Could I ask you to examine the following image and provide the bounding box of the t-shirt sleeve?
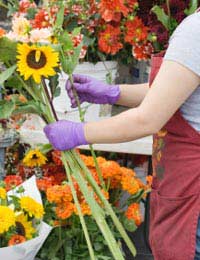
[164,13,200,77]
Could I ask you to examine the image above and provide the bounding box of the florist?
[44,5,200,260]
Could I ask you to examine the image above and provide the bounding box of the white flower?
[29,28,52,43]
[12,16,30,37]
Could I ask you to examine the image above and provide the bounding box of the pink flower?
[29,28,52,43]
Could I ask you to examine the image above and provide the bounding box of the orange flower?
[121,174,140,194]
[0,28,5,37]
[99,0,129,22]
[32,9,52,29]
[100,160,121,179]
[94,189,109,205]
[125,203,142,226]
[120,167,136,177]
[55,202,74,219]
[146,175,153,186]
[80,155,106,168]
[8,235,26,246]
[47,185,72,204]
[132,42,153,61]
[4,175,23,191]
[125,0,138,11]
[74,201,91,216]
[98,25,123,55]
[37,177,53,192]
[51,150,63,166]
[125,17,148,44]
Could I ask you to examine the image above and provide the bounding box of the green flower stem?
[63,151,125,260]
[166,0,171,18]
[14,73,39,102]
[68,74,106,190]
[61,152,96,260]
[71,150,137,257]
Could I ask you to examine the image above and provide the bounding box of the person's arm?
[84,60,200,144]
[117,83,149,107]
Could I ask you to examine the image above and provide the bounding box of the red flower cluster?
[98,25,123,55]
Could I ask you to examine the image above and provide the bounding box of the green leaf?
[13,100,43,116]
[122,216,137,232]
[0,100,15,119]
[184,0,198,15]
[0,37,17,63]
[151,5,170,30]
[55,4,65,29]
[59,31,74,52]
[0,65,16,85]
[37,143,53,154]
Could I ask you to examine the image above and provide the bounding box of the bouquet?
[0,175,52,260]
[5,145,152,259]
[0,0,150,259]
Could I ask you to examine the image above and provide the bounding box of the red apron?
[149,52,200,260]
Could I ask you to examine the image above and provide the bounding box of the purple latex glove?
[44,120,88,151]
[66,74,120,108]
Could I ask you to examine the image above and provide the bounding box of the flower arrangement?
[2,0,155,63]
[140,0,199,52]
[0,175,52,260]
[5,145,152,259]
[0,0,151,258]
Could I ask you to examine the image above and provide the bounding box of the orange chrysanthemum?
[36,177,53,192]
[99,0,129,22]
[51,150,63,166]
[4,175,23,191]
[94,189,109,205]
[98,25,123,55]
[132,42,153,61]
[100,160,121,179]
[80,155,106,168]
[8,235,26,246]
[146,175,153,186]
[32,9,52,29]
[121,170,140,195]
[125,17,148,44]
[0,28,5,37]
[47,185,72,204]
[125,203,142,226]
[55,202,74,219]
[74,201,91,216]
[125,0,138,11]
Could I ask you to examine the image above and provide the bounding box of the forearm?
[84,107,154,144]
[116,83,149,107]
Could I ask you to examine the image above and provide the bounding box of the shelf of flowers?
[1,143,152,260]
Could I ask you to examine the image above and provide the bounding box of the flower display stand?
[0,128,19,180]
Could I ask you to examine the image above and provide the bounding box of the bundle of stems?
[36,75,137,260]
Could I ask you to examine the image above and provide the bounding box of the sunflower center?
[16,222,26,236]
[31,153,39,159]
[26,50,47,69]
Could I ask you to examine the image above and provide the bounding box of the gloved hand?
[66,74,120,108]
[44,120,88,151]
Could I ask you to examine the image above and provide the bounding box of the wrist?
[107,85,121,104]
[74,122,88,146]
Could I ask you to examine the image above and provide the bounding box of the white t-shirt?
[164,12,200,131]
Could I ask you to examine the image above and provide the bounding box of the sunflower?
[0,206,16,234]
[16,43,59,83]
[22,149,47,167]
[0,187,6,200]
[20,196,44,219]
[15,213,36,239]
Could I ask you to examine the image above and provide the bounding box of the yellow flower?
[20,197,44,219]
[16,43,59,83]
[15,213,36,239]
[23,149,47,167]
[0,187,6,199]
[0,206,15,233]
